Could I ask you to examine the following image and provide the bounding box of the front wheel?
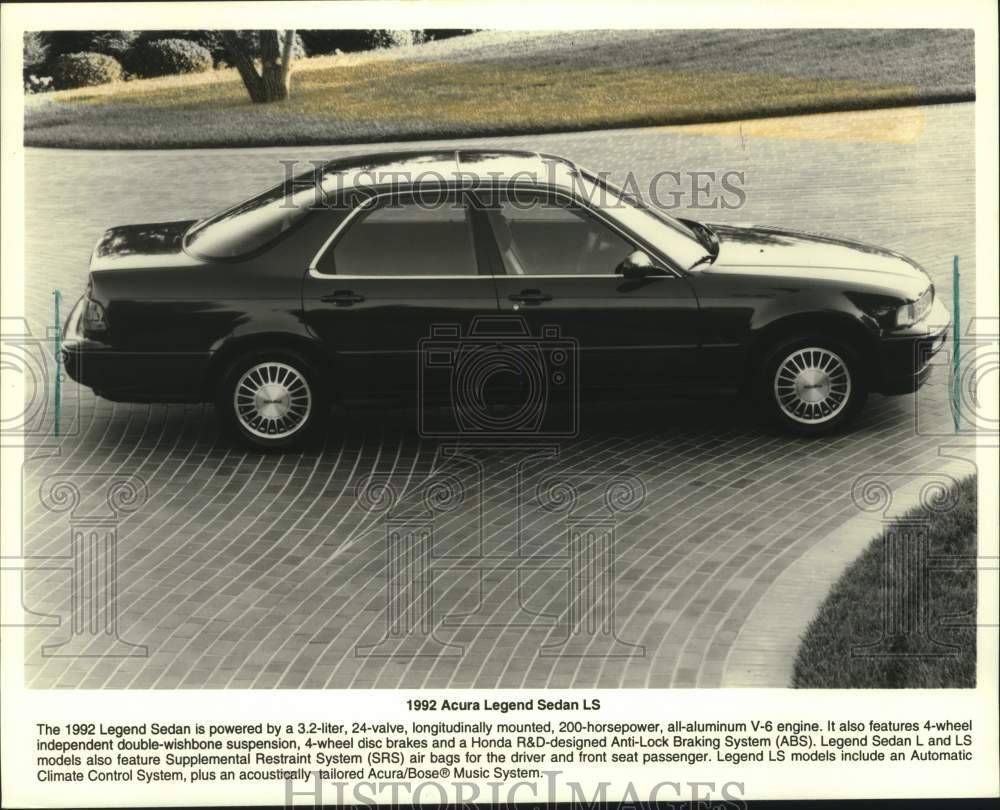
[756,337,867,435]
[217,350,326,450]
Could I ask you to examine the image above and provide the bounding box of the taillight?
[83,292,108,332]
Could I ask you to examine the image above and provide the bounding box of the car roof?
[317,148,580,189]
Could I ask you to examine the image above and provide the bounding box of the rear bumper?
[62,344,210,403]
[874,297,950,395]
[62,297,209,403]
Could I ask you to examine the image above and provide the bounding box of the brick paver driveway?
[14,103,976,688]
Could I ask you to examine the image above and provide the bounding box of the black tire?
[755,334,868,436]
[216,349,327,451]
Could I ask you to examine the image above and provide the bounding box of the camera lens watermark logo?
[1,306,82,447]
[418,316,579,439]
[916,316,998,441]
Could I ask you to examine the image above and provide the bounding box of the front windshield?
[575,169,712,271]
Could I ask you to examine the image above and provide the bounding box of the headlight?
[895,285,933,328]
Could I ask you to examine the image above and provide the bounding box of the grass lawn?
[793,476,977,688]
[24,29,974,149]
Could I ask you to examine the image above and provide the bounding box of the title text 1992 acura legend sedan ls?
[62,149,949,449]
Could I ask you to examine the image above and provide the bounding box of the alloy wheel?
[773,347,852,425]
[233,361,312,439]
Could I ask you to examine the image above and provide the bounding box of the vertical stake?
[952,256,960,432]
[53,289,61,437]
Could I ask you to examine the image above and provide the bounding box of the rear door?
[302,189,499,400]
[472,187,700,395]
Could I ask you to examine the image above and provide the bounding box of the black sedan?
[62,149,950,449]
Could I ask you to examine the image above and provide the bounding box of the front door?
[302,189,499,403]
[473,187,700,397]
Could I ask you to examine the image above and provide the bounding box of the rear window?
[184,152,459,261]
[183,180,317,260]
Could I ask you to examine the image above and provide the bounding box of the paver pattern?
[14,103,977,688]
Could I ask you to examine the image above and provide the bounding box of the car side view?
[62,149,950,449]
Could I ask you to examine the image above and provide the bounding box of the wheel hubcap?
[774,347,851,425]
[234,362,311,438]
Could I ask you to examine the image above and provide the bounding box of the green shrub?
[23,32,49,71]
[24,75,55,94]
[299,29,422,54]
[50,52,123,89]
[133,30,219,61]
[40,32,97,60]
[87,31,139,60]
[424,29,478,42]
[135,30,306,67]
[126,38,213,78]
[39,31,137,63]
[298,30,356,55]
[365,30,419,49]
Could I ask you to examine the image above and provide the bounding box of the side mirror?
[616,250,665,279]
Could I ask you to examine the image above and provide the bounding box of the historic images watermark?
[285,770,747,808]
[3,473,149,659]
[276,157,748,212]
[2,314,93,640]
[351,449,647,660]
[350,306,648,661]
[856,315,999,662]
[849,472,974,660]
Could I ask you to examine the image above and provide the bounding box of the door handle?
[508,289,552,305]
[321,290,365,306]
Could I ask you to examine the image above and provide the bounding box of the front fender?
[743,291,882,385]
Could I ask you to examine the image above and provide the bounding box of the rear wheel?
[756,336,867,435]
[217,350,326,450]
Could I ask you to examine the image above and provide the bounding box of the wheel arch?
[743,311,879,389]
[202,332,334,401]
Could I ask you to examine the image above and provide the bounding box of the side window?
[482,190,635,276]
[320,192,477,276]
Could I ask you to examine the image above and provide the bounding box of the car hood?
[704,223,931,299]
[90,220,200,271]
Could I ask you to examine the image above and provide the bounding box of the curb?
[720,456,976,688]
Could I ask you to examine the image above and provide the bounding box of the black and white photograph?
[1,1,997,806]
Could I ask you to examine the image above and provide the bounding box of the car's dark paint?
[92,220,197,270]
[689,270,881,386]
[687,223,942,391]
[467,190,702,390]
[76,209,350,401]
[302,276,499,398]
[63,148,948,420]
[490,273,701,391]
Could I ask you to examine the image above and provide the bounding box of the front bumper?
[875,296,950,395]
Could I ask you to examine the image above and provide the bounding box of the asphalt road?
[14,103,979,688]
